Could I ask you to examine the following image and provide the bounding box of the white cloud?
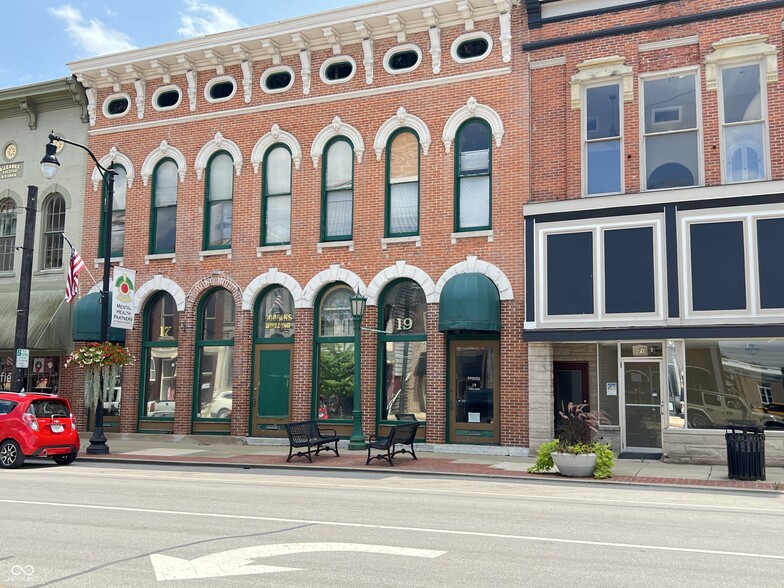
[49,5,136,57]
[177,0,245,38]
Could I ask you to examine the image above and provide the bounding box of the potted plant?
[528,402,615,479]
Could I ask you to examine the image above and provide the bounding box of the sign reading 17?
[395,318,413,331]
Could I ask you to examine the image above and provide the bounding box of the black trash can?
[725,425,766,481]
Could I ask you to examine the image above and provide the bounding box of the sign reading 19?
[395,318,413,331]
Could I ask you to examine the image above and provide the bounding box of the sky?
[2,1,367,90]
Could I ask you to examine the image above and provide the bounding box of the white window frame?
[204,76,237,104]
[451,32,493,64]
[582,80,624,197]
[383,44,422,75]
[758,384,773,404]
[319,55,357,86]
[639,67,703,192]
[152,85,183,112]
[102,92,131,119]
[260,66,295,94]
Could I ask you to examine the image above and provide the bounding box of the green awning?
[72,292,126,343]
[438,273,501,332]
[0,288,72,351]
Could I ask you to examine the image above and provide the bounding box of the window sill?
[381,235,421,250]
[34,268,63,276]
[199,249,232,261]
[317,240,354,253]
[0,271,16,278]
[145,253,176,264]
[450,229,493,244]
[257,244,292,257]
[94,257,123,267]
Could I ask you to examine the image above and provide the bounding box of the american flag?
[65,247,85,303]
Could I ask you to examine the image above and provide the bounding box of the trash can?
[725,425,765,481]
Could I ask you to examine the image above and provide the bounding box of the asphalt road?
[1,460,782,587]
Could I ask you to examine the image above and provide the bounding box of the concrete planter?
[551,452,597,477]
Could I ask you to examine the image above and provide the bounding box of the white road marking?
[150,543,446,581]
[1,498,783,562]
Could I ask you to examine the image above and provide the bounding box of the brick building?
[63,0,529,451]
[523,0,784,463]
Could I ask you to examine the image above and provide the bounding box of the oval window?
[209,80,235,100]
[389,50,419,71]
[456,38,489,60]
[265,71,292,91]
[325,61,354,81]
[107,97,129,116]
[157,90,180,109]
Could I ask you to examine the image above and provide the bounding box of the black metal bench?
[366,421,420,466]
[284,419,341,463]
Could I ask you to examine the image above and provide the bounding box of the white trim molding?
[204,75,237,103]
[194,132,243,181]
[435,255,514,301]
[151,84,183,112]
[451,31,493,64]
[134,275,187,313]
[90,147,135,192]
[102,93,131,119]
[251,124,303,173]
[260,65,295,94]
[310,116,365,167]
[570,55,633,109]
[242,268,305,310]
[373,107,431,160]
[704,34,778,91]
[302,263,366,308]
[442,97,504,153]
[366,261,437,305]
[319,55,357,86]
[383,44,422,75]
[140,140,187,186]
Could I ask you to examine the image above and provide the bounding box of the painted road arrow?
[150,542,447,581]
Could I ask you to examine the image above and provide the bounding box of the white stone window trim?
[373,107,431,160]
[383,44,423,75]
[638,66,704,192]
[451,31,493,64]
[144,253,176,264]
[317,240,354,253]
[140,140,187,187]
[251,124,303,172]
[570,55,633,110]
[581,79,625,197]
[199,248,232,261]
[260,65,295,94]
[204,75,237,103]
[242,268,304,310]
[366,260,437,305]
[435,255,514,302]
[704,33,778,91]
[90,147,135,192]
[102,92,131,119]
[256,244,292,257]
[450,229,494,244]
[134,275,187,313]
[442,97,504,153]
[310,116,365,167]
[194,132,243,181]
[381,235,421,250]
[151,84,183,112]
[319,55,357,86]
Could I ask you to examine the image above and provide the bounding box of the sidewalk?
[75,433,783,492]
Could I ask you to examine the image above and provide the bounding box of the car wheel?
[688,412,710,428]
[0,439,25,469]
[53,452,77,466]
[217,409,230,419]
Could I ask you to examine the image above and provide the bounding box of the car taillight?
[22,412,39,431]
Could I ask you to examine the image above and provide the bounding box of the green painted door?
[251,345,292,435]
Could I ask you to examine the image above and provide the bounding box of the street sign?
[15,349,29,368]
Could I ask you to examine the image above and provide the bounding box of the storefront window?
[684,339,784,429]
[666,340,686,428]
[315,285,354,420]
[142,292,178,418]
[0,355,60,393]
[256,286,294,339]
[195,289,235,419]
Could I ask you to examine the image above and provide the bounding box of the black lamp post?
[348,288,367,450]
[41,133,116,455]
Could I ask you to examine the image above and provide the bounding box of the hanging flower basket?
[66,342,133,409]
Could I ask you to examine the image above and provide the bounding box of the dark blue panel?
[665,205,679,318]
[547,232,593,315]
[604,227,654,313]
[690,222,746,311]
[757,218,784,309]
[526,217,535,322]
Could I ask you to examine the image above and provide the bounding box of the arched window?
[195,289,235,420]
[386,130,419,237]
[455,120,491,231]
[0,198,17,272]
[262,145,292,246]
[204,152,233,249]
[150,159,178,254]
[141,292,178,420]
[314,284,355,420]
[42,193,66,269]
[321,138,353,241]
[378,280,427,422]
[99,165,127,258]
[256,286,295,340]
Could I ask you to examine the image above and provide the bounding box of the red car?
[0,391,80,469]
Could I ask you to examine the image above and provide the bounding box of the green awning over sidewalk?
[0,288,71,351]
[438,273,501,332]
[72,291,126,343]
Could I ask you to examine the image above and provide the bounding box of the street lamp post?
[348,289,367,450]
[41,133,116,455]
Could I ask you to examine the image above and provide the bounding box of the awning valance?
[438,273,501,332]
[0,288,71,351]
[72,292,126,343]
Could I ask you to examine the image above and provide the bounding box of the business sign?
[0,162,23,179]
[15,348,29,368]
[110,267,136,330]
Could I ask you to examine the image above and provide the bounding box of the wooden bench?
[366,421,420,466]
[284,419,341,463]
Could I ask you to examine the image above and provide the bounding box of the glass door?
[448,340,500,444]
[621,359,663,452]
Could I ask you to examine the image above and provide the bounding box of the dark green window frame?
[261,144,292,246]
[320,137,354,242]
[385,129,420,238]
[149,158,178,254]
[193,288,235,421]
[139,292,178,421]
[454,119,492,232]
[98,164,127,258]
[203,151,233,250]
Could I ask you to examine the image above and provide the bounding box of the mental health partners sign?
[110,267,136,330]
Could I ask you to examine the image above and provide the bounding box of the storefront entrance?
[251,345,292,436]
[448,340,500,444]
[621,355,664,453]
